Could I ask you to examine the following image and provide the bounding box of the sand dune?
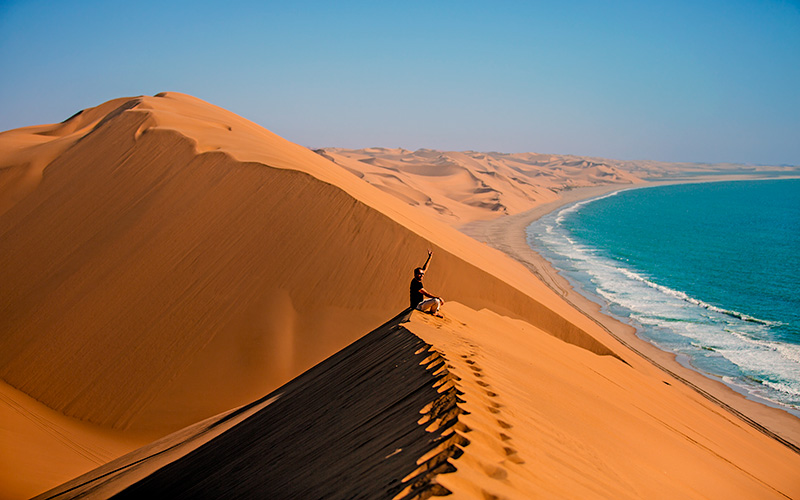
[408,304,800,499]
[1,93,798,498]
[1,93,621,496]
[0,97,139,216]
[318,147,642,224]
[318,147,798,227]
[0,93,617,430]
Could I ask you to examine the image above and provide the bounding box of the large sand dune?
[0,92,617,430]
[1,93,798,498]
[1,92,620,496]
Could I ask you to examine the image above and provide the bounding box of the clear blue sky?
[1,0,798,164]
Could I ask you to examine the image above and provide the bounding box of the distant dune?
[317,147,642,224]
[1,93,798,499]
[317,147,797,227]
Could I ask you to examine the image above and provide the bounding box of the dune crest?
[0,97,142,216]
[407,304,800,499]
[35,311,468,499]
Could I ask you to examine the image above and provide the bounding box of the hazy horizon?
[1,0,798,165]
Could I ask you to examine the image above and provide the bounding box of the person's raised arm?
[422,249,433,272]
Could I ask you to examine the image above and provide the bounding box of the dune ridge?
[0,97,141,216]
[38,305,800,500]
[35,310,468,499]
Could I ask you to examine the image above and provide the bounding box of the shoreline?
[459,177,800,452]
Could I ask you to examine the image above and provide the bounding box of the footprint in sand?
[482,462,508,480]
[481,491,505,500]
[504,446,525,464]
[458,351,524,470]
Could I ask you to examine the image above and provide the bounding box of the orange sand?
[408,305,800,499]
[1,93,798,498]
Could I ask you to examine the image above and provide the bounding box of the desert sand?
[1,93,798,498]
[318,148,643,225]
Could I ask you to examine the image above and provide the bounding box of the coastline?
[459,178,800,452]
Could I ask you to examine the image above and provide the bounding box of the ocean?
[526,179,800,416]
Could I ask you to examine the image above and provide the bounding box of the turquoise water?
[526,179,800,415]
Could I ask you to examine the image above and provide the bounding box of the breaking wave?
[527,182,800,415]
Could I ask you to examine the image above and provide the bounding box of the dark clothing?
[410,278,424,307]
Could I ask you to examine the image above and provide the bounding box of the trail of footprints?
[416,318,524,499]
[460,353,525,467]
[451,350,524,500]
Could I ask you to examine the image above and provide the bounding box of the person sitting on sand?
[410,250,444,317]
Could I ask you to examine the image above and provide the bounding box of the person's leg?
[417,298,442,315]
[416,298,435,312]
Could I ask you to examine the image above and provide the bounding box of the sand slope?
[37,310,464,499]
[408,304,800,499]
[35,305,800,500]
[0,93,623,496]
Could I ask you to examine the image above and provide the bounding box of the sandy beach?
[2,93,799,499]
[458,181,800,449]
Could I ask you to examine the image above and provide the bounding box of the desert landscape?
[1,93,799,499]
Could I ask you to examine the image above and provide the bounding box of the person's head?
[414,267,425,279]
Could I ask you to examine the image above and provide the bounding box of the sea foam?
[527,180,800,415]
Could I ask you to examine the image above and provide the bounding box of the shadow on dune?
[38,309,469,499]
